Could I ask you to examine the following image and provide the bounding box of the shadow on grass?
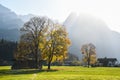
[0,69,58,76]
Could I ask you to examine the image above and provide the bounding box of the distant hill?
[0,29,20,41]
[0,4,24,41]
[64,13,120,61]
[0,4,23,29]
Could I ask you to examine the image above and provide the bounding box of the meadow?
[0,66,120,80]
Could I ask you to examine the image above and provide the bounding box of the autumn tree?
[20,17,49,69]
[14,33,34,60]
[81,43,97,68]
[41,23,71,70]
[15,17,70,70]
[14,41,30,60]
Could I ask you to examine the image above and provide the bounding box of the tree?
[81,43,97,67]
[14,40,32,60]
[0,39,17,65]
[41,24,71,69]
[15,17,70,70]
[20,17,49,69]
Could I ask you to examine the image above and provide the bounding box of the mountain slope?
[0,29,20,41]
[0,4,23,29]
[64,13,120,60]
[0,4,24,41]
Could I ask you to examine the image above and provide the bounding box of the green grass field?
[0,66,120,80]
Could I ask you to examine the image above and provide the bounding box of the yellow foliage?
[81,43,97,65]
[40,24,71,63]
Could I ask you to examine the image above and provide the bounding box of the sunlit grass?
[0,66,120,80]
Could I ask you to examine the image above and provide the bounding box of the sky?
[1,0,120,32]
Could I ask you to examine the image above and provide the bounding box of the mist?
[64,13,120,61]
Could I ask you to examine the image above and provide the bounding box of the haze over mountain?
[0,4,24,41]
[64,13,120,61]
[0,4,37,41]
[0,4,23,29]
[19,14,35,22]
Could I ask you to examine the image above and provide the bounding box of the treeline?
[0,39,79,66]
[0,39,17,65]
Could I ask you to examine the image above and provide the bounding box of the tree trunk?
[88,57,90,68]
[35,53,38,69]
[35,46,39,69]
[88,52,90,68]
[48,61,51,70]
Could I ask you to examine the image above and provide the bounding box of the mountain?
[0,4,24,41]
[0,29,20,41]
[0,4,23,29]
[64,13,120,61]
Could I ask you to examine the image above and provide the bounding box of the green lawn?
[0,66,120,80]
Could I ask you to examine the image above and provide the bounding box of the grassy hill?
[0,66,120,80]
